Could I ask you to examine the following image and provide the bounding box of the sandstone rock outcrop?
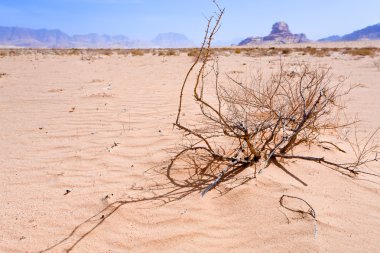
[239,21,309,46]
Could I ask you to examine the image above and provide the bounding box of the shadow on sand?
[39,151,309,252]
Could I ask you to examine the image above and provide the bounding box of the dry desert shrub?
[245,47,289,57]
[67,48,82,55]
[281,48,292,55]
[300,47,330,57]
[187,47,218,63]
[130,49,145,56]
[48,48,80,56]
[343,47,378,57]
[116,49,132,56]
[166,49,180,56]
[157,49,180,56]
[172,3,379,195]
[98,48,113,56]
[187,48,199,57]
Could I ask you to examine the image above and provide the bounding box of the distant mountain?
[151,33,194,48]
[0,26,71,47]
[239,22,309,46]
[318,35,341,42]
[0,26,193,48]
[70,33,139,48]
[0,26,140,48]
[319,23,380,42]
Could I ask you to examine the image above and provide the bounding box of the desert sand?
[1,45,380,253]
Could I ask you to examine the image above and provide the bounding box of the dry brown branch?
[279,194,316,218]
[279,194,318,239]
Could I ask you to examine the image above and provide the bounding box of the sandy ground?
[0,46,380,253]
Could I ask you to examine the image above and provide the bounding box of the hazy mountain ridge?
[319,23,380,42]
[0,26,70,47]
[0,26,193,48]
[0,26,135,48]
[152,33,194,48]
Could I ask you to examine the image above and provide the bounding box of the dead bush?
[172,3,379,196]
[130,49,145,56]
[99,49,113,56]
[281,48,292,55]
[186,48,200,57]
[344,47,377,57]
[166,49,179,56]
[158,49,180,56]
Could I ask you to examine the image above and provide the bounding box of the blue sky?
[0,0,379,43]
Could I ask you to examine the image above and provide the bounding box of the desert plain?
[1,42,380,252]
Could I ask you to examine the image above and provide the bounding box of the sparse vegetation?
[157,49,180,56]
[67,48,81,55]
[300,47,330,57]
[166,49,180,56]
[187,48,199,57]
[130,49,145,56]
[99,49,113,56]
[281,48,292,55]
[0,46,377,59]
[343,47,377,57]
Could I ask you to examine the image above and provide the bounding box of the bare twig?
[279,194,316,218]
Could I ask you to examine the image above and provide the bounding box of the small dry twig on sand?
[172,2,380,196]
[279,195,315,218]
[279,194,318,239]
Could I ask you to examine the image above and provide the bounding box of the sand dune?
[0,47,380,252]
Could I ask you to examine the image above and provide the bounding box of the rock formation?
[239,21,309,46]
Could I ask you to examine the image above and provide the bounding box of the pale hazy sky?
[1,0,379,43]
